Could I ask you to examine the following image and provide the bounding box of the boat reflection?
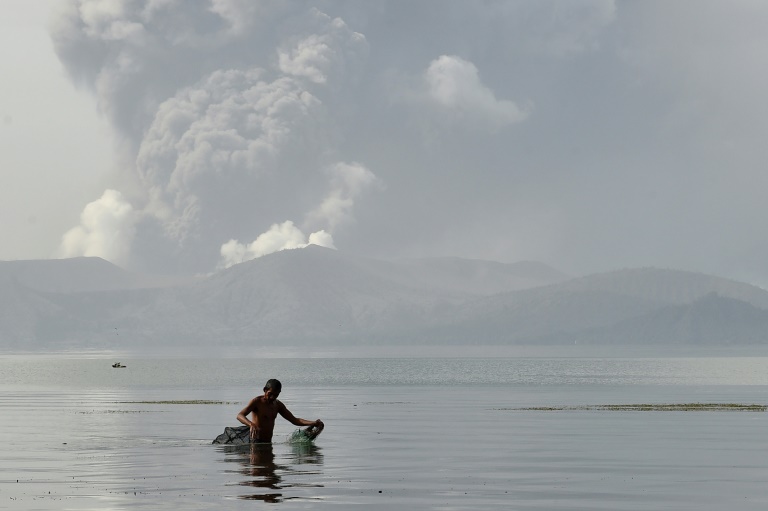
[219,440,324,502]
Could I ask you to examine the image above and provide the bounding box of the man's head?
[263,379,282,402]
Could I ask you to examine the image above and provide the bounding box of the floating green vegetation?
[497,403,767,412]
[117,400,238,405]
[78,410,161,414]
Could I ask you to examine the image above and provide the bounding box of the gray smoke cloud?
[51,1,768,287]
[218,160,379,269]
[51,0,376,272]
[58,189,136,266]
[422,55,531,130]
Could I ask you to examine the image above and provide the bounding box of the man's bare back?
[237,379,323,443]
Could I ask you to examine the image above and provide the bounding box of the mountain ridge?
[0,256,201,293]
[1,247,767,348]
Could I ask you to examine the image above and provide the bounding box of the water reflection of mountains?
[219,443,324,503]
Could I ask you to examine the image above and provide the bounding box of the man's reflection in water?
[222,440,323,503]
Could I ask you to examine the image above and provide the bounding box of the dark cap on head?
[264,379,282,392]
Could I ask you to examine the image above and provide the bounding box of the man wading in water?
[237,379,324,443]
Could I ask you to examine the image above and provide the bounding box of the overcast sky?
[2,1,768,286]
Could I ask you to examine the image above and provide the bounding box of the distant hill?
[0,279,86,347]
[0,257,200,293]
[418,287,667,345]
[395,257,569,295]
[420,267,768,344]
[139,246,570,343]
[548,267,768,309]
[2,247,768,348]
[563,293,768,345]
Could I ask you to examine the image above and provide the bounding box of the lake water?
[2,348,768,509]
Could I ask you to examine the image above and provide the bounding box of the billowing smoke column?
[423,55,531,130]
[58,189,136,267]
[50,1,549,273]
[51,1,375,273]
[218,161,379,269]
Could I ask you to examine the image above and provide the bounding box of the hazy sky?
[2,1,768,286]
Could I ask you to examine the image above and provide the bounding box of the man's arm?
[277,401,323,428]
[237,398,260,440]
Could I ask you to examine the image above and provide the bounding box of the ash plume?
[49,1,623,275]
[51,1,373,273]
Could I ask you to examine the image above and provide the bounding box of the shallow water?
[2,355,768,509]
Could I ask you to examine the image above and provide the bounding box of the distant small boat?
[112,362,126,368]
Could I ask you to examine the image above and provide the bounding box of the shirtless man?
[237,379,324,443]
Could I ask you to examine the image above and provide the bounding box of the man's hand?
[303,419,324,440]
[249,424,260,441]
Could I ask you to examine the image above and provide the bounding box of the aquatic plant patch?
[116,400,239,405]
[495,403,767,412]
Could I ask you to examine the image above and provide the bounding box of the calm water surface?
[1,352,767,510]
